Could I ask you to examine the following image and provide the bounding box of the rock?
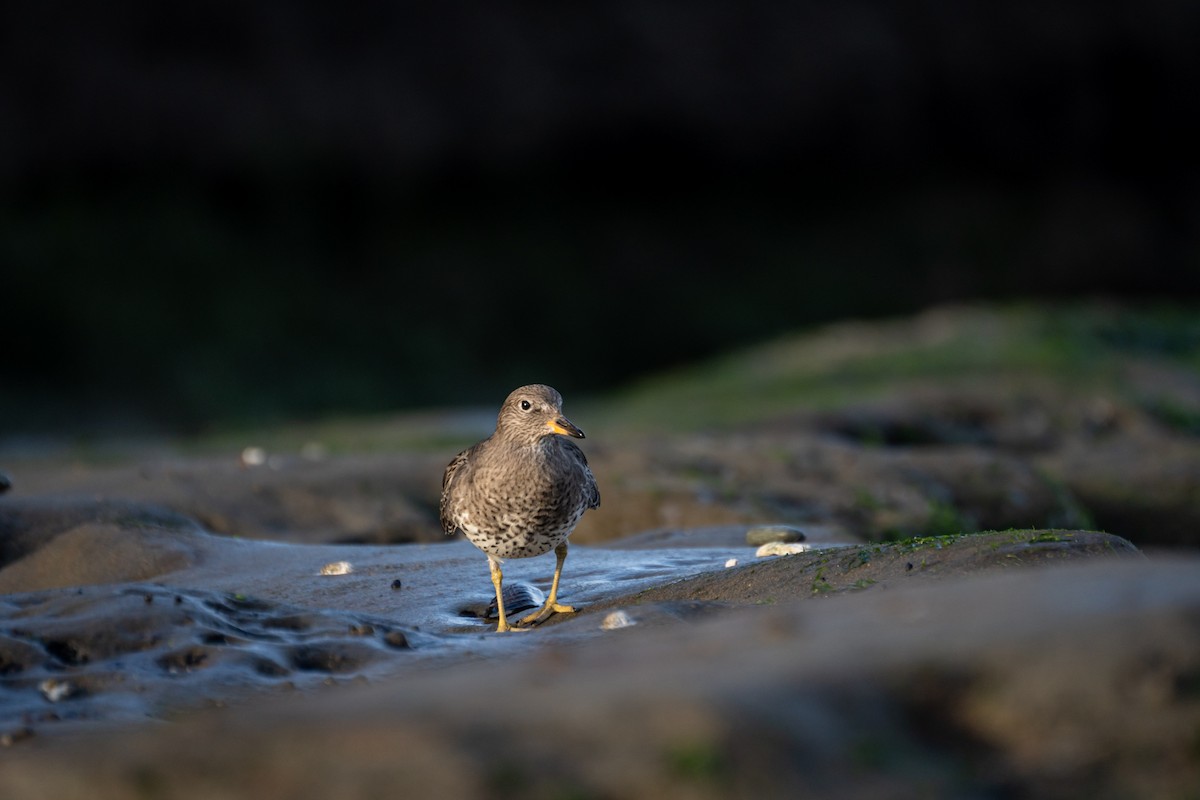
[38,679,79,703]
[3,558,1196,799]
[383,630,410,649]
[0,471,11,494]
[637,530,1142,606]
[600,610,636,630]
[745,525,806,546]
[0,522,203,594]
[755,541,813,557]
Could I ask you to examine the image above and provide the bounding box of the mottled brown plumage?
[440,384,600,631]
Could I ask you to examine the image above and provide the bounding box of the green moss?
[1143,398,1200,437]
[889,533,972,553]
[665,741,728,782]
[854,487,882,512]
[485,764,529,796]
[811,566,834,594]
[1087,305,1200,360]
[925,501,970,537]
[1029,531,1068,543]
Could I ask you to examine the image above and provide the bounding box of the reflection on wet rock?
[484,582,545,622]
[0,585,420,731]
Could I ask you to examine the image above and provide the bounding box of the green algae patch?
[622,530,1142,608]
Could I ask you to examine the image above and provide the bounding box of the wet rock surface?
[0,503,1154,752]
[0,455,446,547]
[0,306,1197,796]
[1,554,1196,800]
[0,579,422,735]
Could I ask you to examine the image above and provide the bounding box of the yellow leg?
[488,556,513,633]
[517,541,577,627]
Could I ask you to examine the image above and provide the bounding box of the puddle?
[0,530,847,739]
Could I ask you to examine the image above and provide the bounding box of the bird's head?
[496,384,585,443]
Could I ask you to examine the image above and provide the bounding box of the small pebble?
[0,471,12,495]
[746,525,807,546]
[755,541,813,558]
[601,610,636,630]
[240,446,267,467]
[724,558,738,568]
[39,679,76,703]
[391,579,403,590]
[383,630,410,649]
[319,561,353,576]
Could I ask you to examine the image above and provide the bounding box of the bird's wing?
[563,439,601,509]
[585,462,601,509]
[439,446,474,535]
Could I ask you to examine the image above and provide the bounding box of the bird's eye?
[519,400,532,411]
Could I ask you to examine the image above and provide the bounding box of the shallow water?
[0,530,847,740]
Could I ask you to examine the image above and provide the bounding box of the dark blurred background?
[2,1,1198,437]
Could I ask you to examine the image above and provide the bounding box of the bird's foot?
[514,602,577,628]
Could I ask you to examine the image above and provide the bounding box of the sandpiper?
[440,384,600,632]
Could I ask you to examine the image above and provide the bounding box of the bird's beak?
[547,417,585,438]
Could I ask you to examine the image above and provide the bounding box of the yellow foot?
[514,602,578,628]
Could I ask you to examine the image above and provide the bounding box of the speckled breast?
[460,521,576,559]
[454,482,588,559]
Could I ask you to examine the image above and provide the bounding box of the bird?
[440,384,600,632]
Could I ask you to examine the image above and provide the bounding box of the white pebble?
[240,446,266,467]
[39,679,75,703]
[724,558,738,568]
[755,542,813,558]
[319,561,354,576]
[601,610,636,630]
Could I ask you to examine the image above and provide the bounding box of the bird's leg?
[517,541,577,627]
[488,555,514,633]
[545,541,577,614]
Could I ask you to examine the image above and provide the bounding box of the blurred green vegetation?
[4,170,1194,441]
[595,302,1200,432]
[154,300,1200,456]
